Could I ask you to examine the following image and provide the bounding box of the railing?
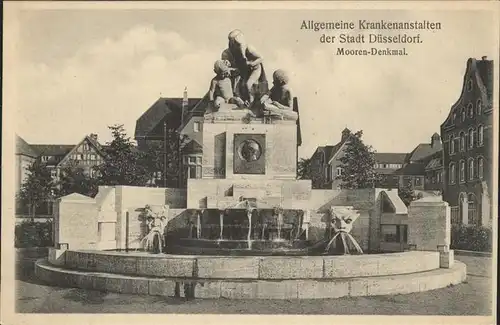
[450,206,460,224]
[468,208,480,226]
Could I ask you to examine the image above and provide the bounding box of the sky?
[12,5,497,158]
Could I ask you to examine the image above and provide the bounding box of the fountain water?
[325,206,363,255]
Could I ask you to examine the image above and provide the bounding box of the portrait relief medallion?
[238,139,262,162]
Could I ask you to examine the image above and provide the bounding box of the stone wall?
[113,186,186,249]
[202,121,297,180]
[54,193,99,250]
[408,197,451,251]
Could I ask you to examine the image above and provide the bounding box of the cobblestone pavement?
[13,255,492,315]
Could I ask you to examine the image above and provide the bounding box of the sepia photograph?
[2,1,498,324]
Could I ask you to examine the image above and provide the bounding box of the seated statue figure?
[260,69,297,119]
[208,59,245,110]
[221,29,268,107]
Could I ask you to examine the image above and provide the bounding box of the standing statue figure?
[208,59,245,110]
[221,29,268,107]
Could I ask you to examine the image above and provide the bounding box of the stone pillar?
[196,209,203,239]
[303,210,310,240]
[247,208,253,247]
[461,198,469,225]
[219,210,224,240]
[408,197,454,268]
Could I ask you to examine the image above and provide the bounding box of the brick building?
[134,88,205,187]
[440,56,494,227]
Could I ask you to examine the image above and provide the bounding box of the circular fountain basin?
[37,249,466,299]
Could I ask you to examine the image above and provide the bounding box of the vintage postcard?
[2,1,498,325]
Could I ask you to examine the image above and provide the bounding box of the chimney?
[89,133,98,142]
[181,86,188,126]
[482,56,487,60]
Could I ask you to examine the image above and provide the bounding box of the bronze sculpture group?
[208,29,294,117]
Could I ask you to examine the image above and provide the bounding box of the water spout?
[139,228,163,253]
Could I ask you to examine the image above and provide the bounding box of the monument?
[36,29,466,300]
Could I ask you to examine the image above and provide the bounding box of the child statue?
[260,69,297,119]
[221,29,267,106]
[208,59,245,110]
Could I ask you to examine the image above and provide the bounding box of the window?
[381,225,399,242]
[336,167,343,177]
[449,163,456,184]
[414,177,422,186]
[184,154,202,179]
[381,225,407,243]
[437,171,442,183]
[477,99,482,115]
[50,169,57,178]
[478,125,484,146]
[468,159,475,180]
[468,103,474,118]
[467,78,473,91]
[459,132,465,152]
[83,143,89,151]
[459,160,465,182]
[461,108,466,122]
[448,134,455,154]
[468,128,474,149]
[193,121,201,132]
[478,157,484,179]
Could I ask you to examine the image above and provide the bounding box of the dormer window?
[193,121,201,132]
[466,78,473,91]
[467,103,474,118]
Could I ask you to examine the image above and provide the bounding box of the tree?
[141,131,188,188]
[57,160,98,198]
[297,157,312,180]
[17,160,57,221]
[398,180,418,206]
[95,124,150,186]
[336,129,379,189]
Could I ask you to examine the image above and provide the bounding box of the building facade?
[440,56,494,227]
[15,134,106,215]
[391,133,443,191]
[374,153,406,189]
[309,129,351,189]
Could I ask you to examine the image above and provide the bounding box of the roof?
[406,143,442,163]
[135,97,202,139]
[375,168,398,175]
[374,152,407,164]
[394,163,426,176]
[30,144,74,156]
[181,139,203,154]
[16,135,38,157]
[441,57,494,130]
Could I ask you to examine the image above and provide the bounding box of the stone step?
[35,259,466,300]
